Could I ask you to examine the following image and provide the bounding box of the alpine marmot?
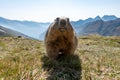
[44,17,78,59]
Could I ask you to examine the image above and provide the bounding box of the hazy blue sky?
[0,0,120,22]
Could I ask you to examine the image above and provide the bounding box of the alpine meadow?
[0,35,120,80]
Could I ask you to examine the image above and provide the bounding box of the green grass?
[0,35,120,80]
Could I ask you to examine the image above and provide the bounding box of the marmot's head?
[53,17,73,31]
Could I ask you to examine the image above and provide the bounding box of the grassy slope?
[0,35,120,80]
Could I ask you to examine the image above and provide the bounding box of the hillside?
[81,19,120,36]
[71,15,118,33]
[0,35,120,80]
[0,25,33,38]
[0,17,49,39]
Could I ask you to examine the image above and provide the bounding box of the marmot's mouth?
[59,28,67,32]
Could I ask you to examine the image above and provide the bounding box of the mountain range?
[0,25,32,38]
[0,17,49,39]
[71,15,118,34]
[81,19,120,36]
[0,15,120,40]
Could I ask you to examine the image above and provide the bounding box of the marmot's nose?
[60,20,66,26]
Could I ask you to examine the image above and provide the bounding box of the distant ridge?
[0,15,119,40]
[102,15,117,21]
[81,18,120,36]
[0,25,33,39]
[0,17,50,39]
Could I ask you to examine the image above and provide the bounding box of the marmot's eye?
[67,18,69,22]
[56,17,59,22]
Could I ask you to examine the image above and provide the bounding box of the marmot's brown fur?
[44,17,78,59]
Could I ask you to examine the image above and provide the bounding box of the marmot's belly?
[54,36,71,49]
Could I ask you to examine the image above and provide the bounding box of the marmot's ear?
[67,18,69,22]
[55,17,59,22]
